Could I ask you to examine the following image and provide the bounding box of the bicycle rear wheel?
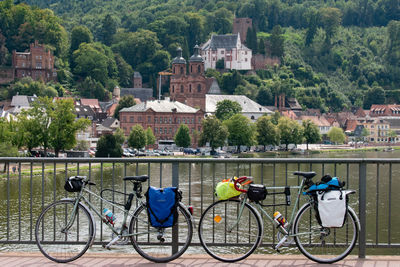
[35,200,94,263]
[129,203,193,263]
[198,199,263,262]
[293,203,358,263]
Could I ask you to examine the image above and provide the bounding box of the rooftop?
[205,94,272,114]
[120,98,200,113]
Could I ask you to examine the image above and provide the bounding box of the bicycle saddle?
[293,171,316,179]
[123,175,149,182]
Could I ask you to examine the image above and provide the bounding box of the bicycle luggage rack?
[259,186,291,207]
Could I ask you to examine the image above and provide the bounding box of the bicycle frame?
[233,178,310,239]
[62,184,158,241]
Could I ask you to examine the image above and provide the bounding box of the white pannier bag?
[317,190,347,228]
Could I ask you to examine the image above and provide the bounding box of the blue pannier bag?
[145,186,182,228]
[305,175,345,194]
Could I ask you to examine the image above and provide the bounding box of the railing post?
[172,162,179,254]
[358,162,367,258]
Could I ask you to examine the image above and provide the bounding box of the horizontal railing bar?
[2,157,400,164]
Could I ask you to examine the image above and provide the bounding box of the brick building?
[170,46,218,110]
[232,18,252,44]
[12,40,57,82]
[119,98,204,147]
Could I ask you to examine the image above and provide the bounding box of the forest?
[0,0,399,111]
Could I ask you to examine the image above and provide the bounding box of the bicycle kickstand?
[103,236,121,250]
[273,235,288,253]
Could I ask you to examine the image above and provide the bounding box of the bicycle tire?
[35,199,94,263]
[198,199,263,262]
[293,202,359,263]
[129,203,193,263]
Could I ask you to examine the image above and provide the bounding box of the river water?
[0,150,399,256]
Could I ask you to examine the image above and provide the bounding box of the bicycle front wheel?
[35,200,94,263]
[129,203,193,263]
[293,203,359,263]
[198,199,263,262]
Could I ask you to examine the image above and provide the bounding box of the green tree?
[224,114,256,152]
[388,129,397,146]
[128,124,147,149]
[320,7,342,45]
[363,86,386,109]
[114,128,126,145]
[277,117,303,150]
[327,127,346,144]
[215,99,242,121]
[302,119,321,150]
[174,124,191,148]
[115,54,133,87]
[100,14,117,46]
[20,97,53,156]
[96,134,122,157]
[256,87,274,106]
[70,25,93,53]
[49,99,90,157]
[74,140,90,151]
[270,25,284,58]
[305,9,319,46]
[220,70,244,94]
[145,127,156,146]
[78,77,109,101]
[387,20,400,66]
[72,42,118,86]
[199,116,228,152]
[216,58,225,69]
[114,95,136,119]
[256,116,279,150]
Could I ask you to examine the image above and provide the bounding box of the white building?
[201,34,252,70]
[205,94,272,122]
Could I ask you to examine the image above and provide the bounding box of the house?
[369,104,400,117]
[205,94,272,122]
[12,40,57,83]
[95,117,120,137]
[119,98,204,147]
[201,34,252,70]
[121,72,153,102]
[3,95,38,118]
[357,118,390,143]
[299,115,332,135]
[170,46,220,111]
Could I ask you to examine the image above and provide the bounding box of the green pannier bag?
[215,178,242,200]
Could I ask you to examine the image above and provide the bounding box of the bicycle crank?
[276,231,294,247]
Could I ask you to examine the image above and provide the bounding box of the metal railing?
[1,157,400,258]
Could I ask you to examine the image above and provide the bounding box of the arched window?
[180,67,183,74]
[173,67,175,74]
[197,84,201,92]
[172,85,175,93]
[189,84,192,92]
[190,65,193,73]
[181,85,184,93]
[198,65,201,73]
[251,116,255,120]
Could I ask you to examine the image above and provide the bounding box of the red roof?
[80,99,100,109]
[345,119,358,132]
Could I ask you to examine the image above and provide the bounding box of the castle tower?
[170,47,187,103]
[188,45,204,75]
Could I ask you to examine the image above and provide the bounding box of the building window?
[164,117,168,123]
[36,62,42,69]
[130,116,134,123]
[155,117,158,123]
[178,118,180,124]
[198,126,201,131]
[138,116,142,122]
[197,84,201,92]
[148,116,151,123]
[183,118,186,124]
[245,51,247,55]
[189,84,192,92]
[221,50,224,54]
[155,127,158,134]
[172,86,175,93]
[169,127,172,133]
[180,67,183,74]
[198,65,201,73]
[192,118,194,124]
[180,85,184,93]
[251,115,255,120]
[198,117,201,123]
[169,117,172,124]
[164,127,167,134]
[190,65,192,73]
[245,58,248,62]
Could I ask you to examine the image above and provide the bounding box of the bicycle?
[198,171,360,263]
[35,175,194,263]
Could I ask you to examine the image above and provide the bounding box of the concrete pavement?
[1,253,400,267]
